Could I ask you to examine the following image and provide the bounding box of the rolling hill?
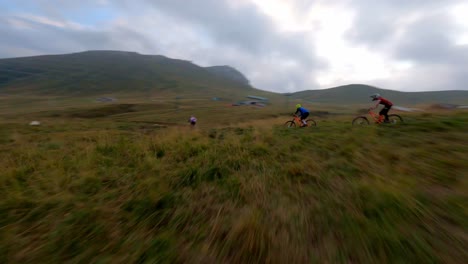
[291,84,468,105]
[205,65,250,85]
[0,50,273,100]
[1,51,468,106]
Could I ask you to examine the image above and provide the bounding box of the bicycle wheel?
[352,116,369,126]
[284,121,296,128]
[306,119,317,127]
[388,114,403,124]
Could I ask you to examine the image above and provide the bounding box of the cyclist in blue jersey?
[294,104,309,127]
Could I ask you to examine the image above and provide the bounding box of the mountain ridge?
[1,51,468,105]
[0,50,254,98]
[205,65,250,86]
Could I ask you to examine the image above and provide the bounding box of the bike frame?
[293,116,302,125]
[292,115,309,126]
[368,110,385,124]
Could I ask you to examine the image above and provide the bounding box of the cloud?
[341,0,468,90]
[382,13,468,91]
[0,14,156,57]
[393,12,468,64]
[344,0,460,47]
[145,0,274,53]
[137,0,325,91]
[371,63,468,92]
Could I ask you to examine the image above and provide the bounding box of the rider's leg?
[301,112,309,125]
[380,107,390,122]
[385,106,392,121]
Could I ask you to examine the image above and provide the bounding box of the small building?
[96,97,117,102]
[231,100,265,107]
[246,95,268,102]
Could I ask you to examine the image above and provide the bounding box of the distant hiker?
[188,115,197,127]
[370,93,393,122]
[294,104,309,127]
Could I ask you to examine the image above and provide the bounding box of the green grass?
[0,109,467,263]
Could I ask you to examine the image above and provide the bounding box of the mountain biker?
[294,104,309,127]
[188,115,197,127]
[370,93,393,123]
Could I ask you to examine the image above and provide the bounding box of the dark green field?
[1,101,467,263]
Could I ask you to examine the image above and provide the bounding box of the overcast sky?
[1,0,468,92]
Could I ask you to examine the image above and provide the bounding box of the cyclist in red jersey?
[370,93,393,123]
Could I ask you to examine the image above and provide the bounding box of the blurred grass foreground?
[0,112,467,263]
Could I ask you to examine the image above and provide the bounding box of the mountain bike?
[352,109,403,126]
[284,115,317,128]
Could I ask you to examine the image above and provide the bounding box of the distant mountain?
[1,51,467,105]
[0,50,256,98]
[291,84,468,105]
[205,66,250,85]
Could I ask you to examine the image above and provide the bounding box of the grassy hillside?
[292,84,468,105]
[2,52,468,107]
[1,109,467,263]
[0,51,268,100]
[205,66,250,85]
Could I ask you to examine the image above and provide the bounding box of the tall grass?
[0,112,467,263]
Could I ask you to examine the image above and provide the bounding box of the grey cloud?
[343,0,468,90]
[385,13,468,91]
[143,0,274,53]
[144,0,319,62]
[375,64,468,91]
[138,0,324,90]
[345,0,460,46]
[255,68,317,93]
[0,15,157,58]
[393,13,468,65]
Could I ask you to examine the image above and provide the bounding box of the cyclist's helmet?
[296,104,302,109]
[370,93,381,101]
